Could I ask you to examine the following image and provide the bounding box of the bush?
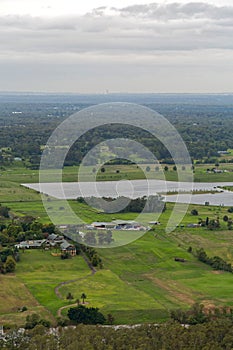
[25,313,40,329]
[191,209,198,216]
[39,319,51,328]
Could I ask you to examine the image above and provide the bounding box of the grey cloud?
[119,2,233,20]
[0,2,233,57]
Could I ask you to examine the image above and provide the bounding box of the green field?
[3,220,233,325]
[0,273,56,326]
[1,164,233,325]
[1,162,233,190]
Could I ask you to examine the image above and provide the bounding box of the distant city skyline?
[0,0,233,93]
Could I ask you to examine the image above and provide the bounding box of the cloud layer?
[0,2,233,56]
[0,2,233,93]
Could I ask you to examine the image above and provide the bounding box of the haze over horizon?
[0,0,233,93]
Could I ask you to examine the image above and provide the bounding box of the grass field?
[5,222,233,325]
[0,273,56,326]
[1,162,233,189]
[15,250,90,316]
[1,164,233,325]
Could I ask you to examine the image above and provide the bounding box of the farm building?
[15,239,46,249]
[91,222,115,229]
[60,240,76,256]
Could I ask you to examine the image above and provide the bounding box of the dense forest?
[1,95,233,168]
[2,319,233,349]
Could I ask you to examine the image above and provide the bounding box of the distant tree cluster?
[171,303,233,325]
[83,230,113,247]
[81,244,103,268]
[1,101,233,166]
[195,248,233,273]
[198,216,221,230]
[25,313,51,329]
[82,195,166,214]
[0,217,57,244]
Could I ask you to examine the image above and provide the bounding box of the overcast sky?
[0,0,233,93]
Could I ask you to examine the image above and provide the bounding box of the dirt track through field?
[55,251,96,316]
[144,273,196,305]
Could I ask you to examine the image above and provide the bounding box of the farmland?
[1,162,233,326]
[3,220,233,325]
[1,190,233,325]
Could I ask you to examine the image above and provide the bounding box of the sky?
[0,0,233,93]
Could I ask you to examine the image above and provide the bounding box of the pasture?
[1,163,233,325]
[8,223,233,325]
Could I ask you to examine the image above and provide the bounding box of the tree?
[81,293,87,304]
[208,218,220,230]
[146,166,150,172]
[223,215,229,222]
[0,204,10,218]
[105,230,113,244]
[0,233,9,244]
[191,209,198,216]
[66,292,74,300]
[5,255,16,273]
[173,166,177,171]
[84,231,97,246]
[67,305,106,325]
[97,232,105,246]
[164,166,168,171]
[100,167,105,173]
[25,313,40,329]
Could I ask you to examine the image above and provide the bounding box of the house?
[15,239,46,249]
[218,151,230,155]
[112,220,139,228]
[112,220,145,230]
[47,233,58,241]
[60,240,76,256]
[47,233,64,243]
[91,222,115,229]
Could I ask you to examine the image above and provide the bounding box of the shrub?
[191,209,198,216]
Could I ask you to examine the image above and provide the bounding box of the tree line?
[78,195,165,214]
[2,318,233,349]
